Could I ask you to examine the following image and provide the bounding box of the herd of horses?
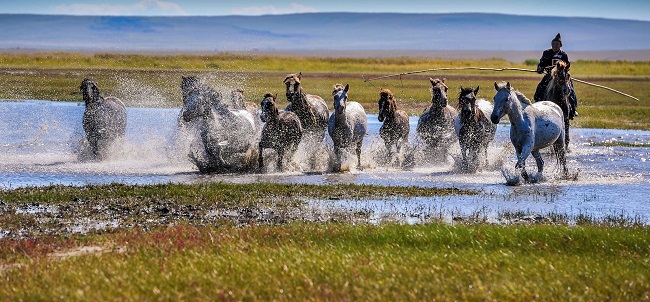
[80,61,574,182]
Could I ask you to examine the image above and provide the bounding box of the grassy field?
[0,183,648,301]
[1,52,649,129]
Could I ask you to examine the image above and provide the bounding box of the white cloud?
[231,3,319,16]
[53,0,188,16]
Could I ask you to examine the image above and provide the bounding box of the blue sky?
[0,0,648,21]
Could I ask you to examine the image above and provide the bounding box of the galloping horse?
[258,93,303,172]
[179,76,260,173]
[378,88,410,167]
[491,81,568,182]
[453,85,497,172]
[328,84,368,171]
[416,78,459,161]
[79,78,127,160]
[283,72,329,143]
[542,61,573,148]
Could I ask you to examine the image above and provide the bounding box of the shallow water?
[1,100,649,223]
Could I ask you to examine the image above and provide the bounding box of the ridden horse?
[79,78,127,160]
[179,76,260,173]
[416,78,459,161]
[378,88,410,167]
[491,81,568,182]
[453,85,497,172]
[258,93,303,172]
[328,84,368,171]
[543,60,573,148]
[283,72,329,143]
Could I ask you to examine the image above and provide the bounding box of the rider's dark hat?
[552,33,562,46]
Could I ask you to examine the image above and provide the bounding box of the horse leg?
[258,143,264,169]
[333,145,342,172]
[356,140,363,169]
[554,137,569,177]
[277,148,284,172]
[564,119,571,150]
[531,150,544,174]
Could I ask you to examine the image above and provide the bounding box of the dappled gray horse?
[283,72,329,143]
[416,78,459,161]
[80,78,126,160]
[491,81,568,182]
[453,85,497,172]
[378,88,410,167]
[328,84,368,171]
[179,76,260,173]
[258,93,303,172]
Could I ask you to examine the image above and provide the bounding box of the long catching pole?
[363,67,640,101]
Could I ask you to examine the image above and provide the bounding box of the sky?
[0,0,648,22]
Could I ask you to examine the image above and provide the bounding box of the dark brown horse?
[416,78,459,161]
[543,61,572,148]
[283,72,329,143]
[453,86,497,172]
[80,78,127,161]
[258,93,303,172]
[378,88,410,167]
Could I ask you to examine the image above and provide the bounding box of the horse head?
[230,88,245,109]
[180,76,213,123]
[378,88,396,122]
[550,60,570,95]
[283,72,303,102]
[491,81,513,124]
[259,93,278,123]
[458,85,480,121]
[80,78,101,104]
[332,83,349,115]
[429,78,449,108]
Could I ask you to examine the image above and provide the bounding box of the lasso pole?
[363,67,640,101]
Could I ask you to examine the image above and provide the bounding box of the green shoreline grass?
[1,223,648,301]
[1,52,649,129]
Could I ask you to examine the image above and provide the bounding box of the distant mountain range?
[1,13,649,53]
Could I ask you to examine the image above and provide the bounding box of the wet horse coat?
[328,84,368,171]
[416,78,459,161]
[283,73,329,143]
[491,81,568,182]
[542,61,573,148]
[453,86,497,171]
[258,93,303,172]
[378,88,410,167]
[179,76,260,173]
[80,78,127,160]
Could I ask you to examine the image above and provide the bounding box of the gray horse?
[328,84,368,172]
[179,76,260,173]
[416,78,459,162]
[80,78,126,160]
[258,93,303,172]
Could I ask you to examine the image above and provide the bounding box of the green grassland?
[0,183,648,301]
[1,52,649,129]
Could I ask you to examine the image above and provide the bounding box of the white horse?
[328,84,368,172]
[179,76,260,173]
[491,81,568,182]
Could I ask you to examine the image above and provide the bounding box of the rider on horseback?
[533,33,578,119]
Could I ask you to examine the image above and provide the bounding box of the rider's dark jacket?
[537,49,570,71]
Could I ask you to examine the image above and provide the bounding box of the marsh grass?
[1,223,648,301]
[1,53,649,129]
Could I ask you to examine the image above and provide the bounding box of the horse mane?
[495,81,532,105]
[457,86,475,111]
[429,78,448,95]
[546,61,570,101]
[332,83,345,95]
[263,92,275,99]
[379,88,398,114]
